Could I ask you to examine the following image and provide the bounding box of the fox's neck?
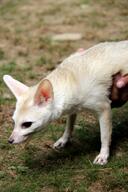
[46,67,77,119]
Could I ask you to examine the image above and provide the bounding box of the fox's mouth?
[24,131,34,137]
[9,125,46,144]
[8,135,28,144]
[8,131,35,144]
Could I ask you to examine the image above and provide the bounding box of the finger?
[116,75,128,88]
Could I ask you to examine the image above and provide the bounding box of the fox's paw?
[53,137,68,149]
[93,153,109,165]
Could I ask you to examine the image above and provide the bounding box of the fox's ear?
[3,75,28,99]
[34,79,53,105]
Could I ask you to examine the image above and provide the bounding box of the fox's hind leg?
[93,103,112,165]
[53,113,77,149]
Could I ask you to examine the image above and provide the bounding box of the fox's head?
[3,75,54,144]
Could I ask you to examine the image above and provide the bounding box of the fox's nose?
[8,138,14,144]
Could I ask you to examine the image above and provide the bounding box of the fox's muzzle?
[8,138,14,144]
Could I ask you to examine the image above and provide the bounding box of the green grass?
[0,0,128,191]
[0,105,128,191]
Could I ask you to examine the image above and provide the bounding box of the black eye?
[22,122,33,128]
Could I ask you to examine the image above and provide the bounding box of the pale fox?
[3,41,128,165]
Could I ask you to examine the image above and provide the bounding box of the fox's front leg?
[93,103,112,165]
[53,113,77,149]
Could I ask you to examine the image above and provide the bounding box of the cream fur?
[3,41,128,165]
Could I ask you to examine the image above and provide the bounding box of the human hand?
[110,73,128,108]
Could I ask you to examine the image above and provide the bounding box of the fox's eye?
[22,122,33,128]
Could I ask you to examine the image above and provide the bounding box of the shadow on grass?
[24,104,128,172]
[24,126,100,172]
[111,105,128,151]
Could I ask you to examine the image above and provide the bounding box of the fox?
[3,41,128,165]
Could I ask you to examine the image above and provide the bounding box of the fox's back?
[61,41,128,80]
[55,41,128,108]
[48,41,128,110]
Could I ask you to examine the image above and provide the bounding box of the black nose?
[8,138,14,144]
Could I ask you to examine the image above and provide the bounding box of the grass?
[0,105,128,191]
[0,0,128,191]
